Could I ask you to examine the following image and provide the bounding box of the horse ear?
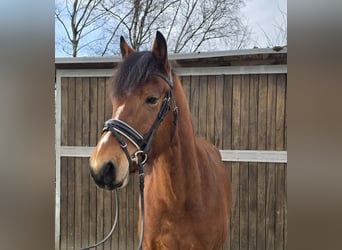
[120,36,135,59]
[152,31,168,66]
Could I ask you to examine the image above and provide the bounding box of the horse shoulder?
[195,137,222,164]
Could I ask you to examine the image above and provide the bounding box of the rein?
[80,71,177,250]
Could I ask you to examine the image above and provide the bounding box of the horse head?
[89,32,176,190]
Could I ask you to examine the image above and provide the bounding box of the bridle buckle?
[132,150,148,165]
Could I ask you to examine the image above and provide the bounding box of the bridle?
[80,71,178,250]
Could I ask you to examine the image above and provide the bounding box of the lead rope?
[80,162,146,250]
[79,168,145,250]
[137,161,145,250]
[80,190,119,250]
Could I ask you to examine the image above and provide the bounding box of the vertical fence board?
[182,76,191,104]
[118,188,128,249]
[275,75,286,250]
[248,75,259,250]
[190,76,199,134]
[103,78,113,250]
[61,78,68,146]
[111,190,119,250]
[81,158,90,248]
[89,78,98,146]
[89,78,98,246]
[266,74,277,250]
[81,78,90,248]
[207,75,216,144]
[223,76,233,150]
[257,74,268,250]
[67,158,75,250]
[198,76,208,138]
[67,78,76,249]
[60,158,68,250]
[74,78,83,250]
[214,75,224,149]
[230,75,241,249]
[240,75,249,250]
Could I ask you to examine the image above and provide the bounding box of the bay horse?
[89,31,231,249]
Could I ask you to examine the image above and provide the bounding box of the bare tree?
[103,0,180,51]
[55,0,111,57]
[258,1,287,48]
[163,0,249,53]
[56,0,249,56]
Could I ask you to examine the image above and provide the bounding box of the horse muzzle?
[89,161,129,190]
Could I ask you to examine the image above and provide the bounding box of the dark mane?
[112,51,159,98]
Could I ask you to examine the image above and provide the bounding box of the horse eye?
[145,96,158,105]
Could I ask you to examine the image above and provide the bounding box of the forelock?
[111,51,158,98]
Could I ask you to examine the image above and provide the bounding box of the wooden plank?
[222,162,232,250]
[81,158,90,248]
[88,182,97,248]
[275,74,286,250]
[89,77,98,146]
[103,186,113,250]
[126,176,135,250]
[105,77,112,121]
[276,74,286,151]
[132,174,139,248]
[97,77,106,141]
[68,77,76,146]
[81,78,90,248]
[74,78,83,250]
[240,75,249,150]
[239,75,249,250]
[230,75,241,250]
[60,146,287,163]
[284,75,287,151]
[248,74,259,250]
[190,76,199,135]
[230,162,240,250]
[67,158,75,249]
[96,188,104,250]
[75,78,83,146]
[82,77,90,147]
[175,65,287,76]
[257,74,268,250]
[60,157,68,250]
[266,74,277,250]
[266,74,277,151]
[284,164,288,250]
[223,76,233,150]
[66,77,76,249]
[74,157,82,250]
[181,76,191,105]
[61,78,69,146]
[118,187,128,249]
[198,75,208,138]
[111,189,120,250]
[89,77,98,245]
[214,75,224,149]
[275,164,286,250]
[232,75,241,149]
[207,75,216,144]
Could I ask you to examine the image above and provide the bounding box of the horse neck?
[146,76,202,208]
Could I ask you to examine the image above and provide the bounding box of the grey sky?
[241,0,287,47]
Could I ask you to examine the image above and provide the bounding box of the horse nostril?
[101,162,116,185]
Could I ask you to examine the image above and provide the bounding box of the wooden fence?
[55,49,287,250]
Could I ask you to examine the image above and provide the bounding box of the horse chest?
[144,213,214,250]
